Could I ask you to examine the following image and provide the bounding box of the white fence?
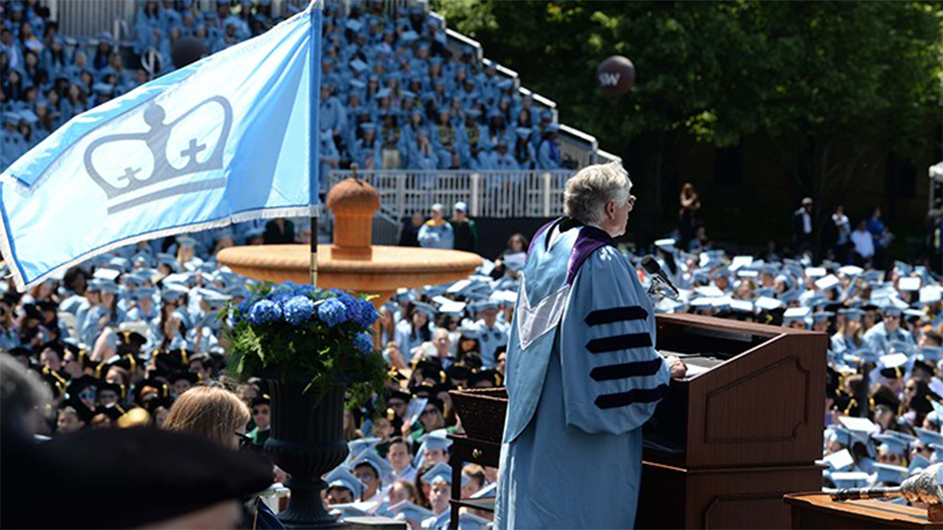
[325,169,576,219]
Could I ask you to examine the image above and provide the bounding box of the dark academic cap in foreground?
[6,427,273,528]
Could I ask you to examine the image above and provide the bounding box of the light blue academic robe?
[474,319,508,369]
[495,219,670,529]
[863,322,916,353]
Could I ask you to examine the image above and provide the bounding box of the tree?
[433,1,943,249]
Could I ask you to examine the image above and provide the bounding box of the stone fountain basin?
[217,244,482,299]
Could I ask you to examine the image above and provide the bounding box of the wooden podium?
[785,493,943,529]
[636,314,828,529]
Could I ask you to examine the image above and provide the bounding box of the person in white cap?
[449,201,478,253]
[418,204,454,249]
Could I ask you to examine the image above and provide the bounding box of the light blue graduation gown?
[863,322,916,353]
[495,220,670,529]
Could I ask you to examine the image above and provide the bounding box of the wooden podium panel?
[645,314,829,469]
[785,493,943,529]
[636,461,822,529]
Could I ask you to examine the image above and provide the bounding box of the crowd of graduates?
[1,0,566,175]
[4,0,943,525]
[0,202,939,523]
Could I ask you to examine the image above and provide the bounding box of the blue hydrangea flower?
[354,332,374,354]
[336,292,359,314]
[294,284,318,298]
[354,298,379,327]
[318,298,347,327]
[282,296,315,326]
[270,292,293,307]
[248,300,282,325]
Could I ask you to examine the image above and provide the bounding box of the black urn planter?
[264,380,348,529]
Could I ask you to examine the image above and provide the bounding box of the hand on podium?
[666,355,687,379]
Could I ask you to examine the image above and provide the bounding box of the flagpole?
[309,0,321,287]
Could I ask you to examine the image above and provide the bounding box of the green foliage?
[221,282,388,408]
[439,1,941,155]
[437,1,942,240]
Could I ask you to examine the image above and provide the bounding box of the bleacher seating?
[1,0,579,177]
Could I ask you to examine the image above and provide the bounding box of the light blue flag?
[0,2,322,291]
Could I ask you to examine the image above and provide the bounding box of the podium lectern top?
[785,492,943,529]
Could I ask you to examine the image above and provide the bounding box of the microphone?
[640,256,680,300]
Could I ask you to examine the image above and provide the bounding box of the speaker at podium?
[636,313,828,529]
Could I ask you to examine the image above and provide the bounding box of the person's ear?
[606,200,616,219]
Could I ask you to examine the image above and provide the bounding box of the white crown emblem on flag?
[84,96,234,214]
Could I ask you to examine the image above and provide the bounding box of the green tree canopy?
[434,0,942,245]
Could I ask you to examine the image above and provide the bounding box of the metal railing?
[46,0,135,39]
[325,169,575,219]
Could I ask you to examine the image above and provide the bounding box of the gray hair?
[563,162,632,226]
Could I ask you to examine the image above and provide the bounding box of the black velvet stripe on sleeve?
[589,358,663,381]
[585,332,652,354]
[584,306,648,327]
[594,384,669,410]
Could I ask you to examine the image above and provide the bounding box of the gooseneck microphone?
[640,256,680,300]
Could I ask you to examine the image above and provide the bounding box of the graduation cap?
[899,277,921,292]
[347,437,381,462]
[873,433,908,457]
[329,503,369,519]
[386,501,433,523]
[386,388,411,404]
[816,275,841,292]
[66,374,100,399]
[872,463,907,485]
[169,371,199,386]
[783,307,810,321]
[161,284,190,301]
[93,404,125,422]
[349,449,394,483]
[133,378,170,405]
[839,265,864,277]
[134,287,156,300]
[93,267,121,282]
[325,466,366,498]
[823,448,855,471]
[838,308,864,321]
[421,461,466,486]
[872,386,902,412]
[839,415,878,435]
[59,397,94,424]
[921,346,943,363]
[920,285,942,305]
[410,301,437,318]
[916,427,943,447]
[97,380,124,400]
[467,368,501,388]
[755,296,784,311]
[909,453,932,477]
[345,19,364,32]
[826,426,853,447]
[198,288,230,308]
[117,330,147,355]
[829,471,870,489]
[878,352,908,379]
